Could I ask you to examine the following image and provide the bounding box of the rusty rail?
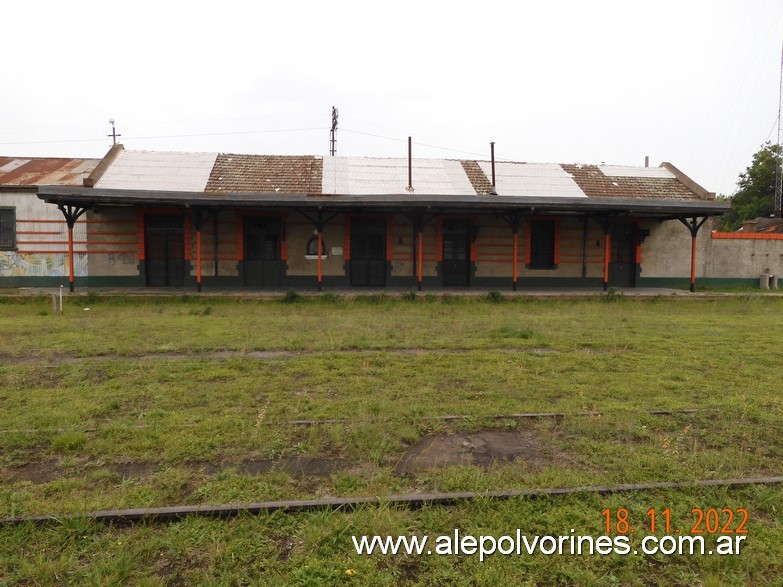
[4,476,782,526]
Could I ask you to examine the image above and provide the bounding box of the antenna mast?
[107,118,121,146]
[329,107,339,156]
[775,46,783,217]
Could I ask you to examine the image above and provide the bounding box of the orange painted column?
[67,226,75,293]
[317,231,323,291]
[603,233,611,291]
[512,232,519,291]
[690,234,697,293]
[417,230,423,291]
[196,229,202,293]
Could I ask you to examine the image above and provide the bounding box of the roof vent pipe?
[407,136,414,192]
[644,155,649,168]
[490,142,497,194]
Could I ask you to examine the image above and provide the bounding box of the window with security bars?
[0,208,15,250]
[529,220,556,269]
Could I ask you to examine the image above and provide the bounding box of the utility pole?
[330,107,338,156]
[775,46,783,217]
[107,118,121,146]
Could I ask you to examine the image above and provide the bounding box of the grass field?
[1,292,782,585]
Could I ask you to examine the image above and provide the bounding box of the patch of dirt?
[6,456,350,485]
[7,429,573,484]
[221,456,347,477]
[395,429,564,474]
[113,462,158,479]
[5,459,62,484]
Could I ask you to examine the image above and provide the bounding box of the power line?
[0,127,327,147]
[341,128,488,158]
[341,115,487,154]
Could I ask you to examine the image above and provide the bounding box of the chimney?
[644,156,649,168]
[741,219,759,233]
[406,136,414,192]
[490,142,497,194]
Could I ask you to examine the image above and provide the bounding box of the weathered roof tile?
[206,154,323,194]
[562,164,699,200]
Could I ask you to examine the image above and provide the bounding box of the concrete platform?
[1,285,777,299]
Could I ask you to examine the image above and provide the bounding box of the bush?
[281,289,303,304]
[484,290,504,304]
[52,430,88,452]
[601,288,625,303]
[319,292,341,304]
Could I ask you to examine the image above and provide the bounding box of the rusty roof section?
[206,154,323,194]
[747,217,783,234]
[460,160,494,195]
[0,157,98,187]
[561,164,700,200]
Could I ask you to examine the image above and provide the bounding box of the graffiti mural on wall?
[0,252,87,277]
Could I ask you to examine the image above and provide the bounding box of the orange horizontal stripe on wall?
[16,240,80,245]
[475,244,522,251]
[78,250,139,255]
[16,219,132,224]
[86,231,138,236]
[16,231,62,235]
[83,219,135,224]
[711,232,783,240]
[475,236,514,242]
[16,219,68,223]
[16,250,84,254]
[18,240,138,246]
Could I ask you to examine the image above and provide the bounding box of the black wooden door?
[145,215,185,287]
[244,217,282,287]
[609,223,637,288]
[350,218,386,286]
[442,223,471,286]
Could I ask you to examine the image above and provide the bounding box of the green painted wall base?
[1,275,767,291]
[637,277,761,289]
[0,276,78,288]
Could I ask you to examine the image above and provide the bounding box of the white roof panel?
[322,157,475,195]
[96,150,218,192]
[0,159,30,173]
[477,162,586,197]
[598,165,675,179]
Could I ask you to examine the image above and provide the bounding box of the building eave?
[36,185,730,218]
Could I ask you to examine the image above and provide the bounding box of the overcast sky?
[1,1,782,196]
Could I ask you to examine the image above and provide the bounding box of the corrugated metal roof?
[598,165,675,179]
[0,157,98,186]
[95,150,218,192]
[476,162,587,198]
[322,157,475,195]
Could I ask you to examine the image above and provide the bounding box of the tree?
[719,142,781,231]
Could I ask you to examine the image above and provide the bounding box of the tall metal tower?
[329,107,338,156]
[775,46,783,217]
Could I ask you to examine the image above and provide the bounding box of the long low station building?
[6,145,731,291]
